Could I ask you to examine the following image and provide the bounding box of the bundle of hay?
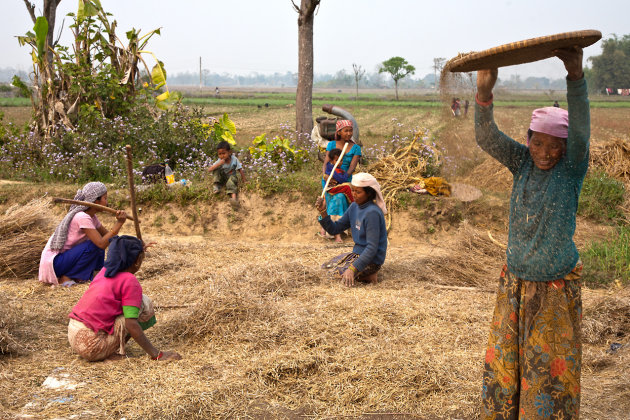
[0,198,55,279]
[367,131,445,228]
[591,137,630,182]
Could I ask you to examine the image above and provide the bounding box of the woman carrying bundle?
[475,46,588,419]
[68,235,181,362]
[39,182,127,287]
[316,173,387,287]
[319,120,362,242]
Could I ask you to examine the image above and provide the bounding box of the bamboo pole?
[125,145,142,241]
[52,198,138,222]
[320,142,349,198]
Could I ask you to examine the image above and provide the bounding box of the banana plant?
[210,113,237,145]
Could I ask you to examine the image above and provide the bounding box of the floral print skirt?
[482,263,583,420]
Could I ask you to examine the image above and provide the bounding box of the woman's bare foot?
[362,272,378,284]
[58,275,76,287]
[334,234,343,243]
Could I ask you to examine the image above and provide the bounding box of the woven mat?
[447,30,601,72]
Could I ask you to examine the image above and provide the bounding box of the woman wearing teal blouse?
[319,120,361,241]
[476,46,589,419]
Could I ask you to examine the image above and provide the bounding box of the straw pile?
[424,222,506,290]
[583,288,630,346]
[367,131,444,228]
[590,137,630,182]
[0,198,55,279]
[161,261,324,340]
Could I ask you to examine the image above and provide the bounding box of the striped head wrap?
[49,182,107,250]
[336,119,353,133]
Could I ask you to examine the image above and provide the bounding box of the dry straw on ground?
[1,222,629,418]
[0,198,55,279]
[0,296,23,355]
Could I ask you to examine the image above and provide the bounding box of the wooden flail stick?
[125,145,142,241]
[52,198,138,222]
[320,142,349,198]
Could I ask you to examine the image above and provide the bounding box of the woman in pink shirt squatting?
[39,182,127,287]
[68,235,182,362]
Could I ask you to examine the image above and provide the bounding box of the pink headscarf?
[336,119,353,133]
[528,106,568,145]
[351,173,387,215]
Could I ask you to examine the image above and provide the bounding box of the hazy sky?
[2,0,629,80]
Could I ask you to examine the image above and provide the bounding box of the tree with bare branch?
[352,63,365,100]
[292,0,320,138]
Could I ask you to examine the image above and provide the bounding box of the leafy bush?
[241,125,318,196]
[0,103,223,183]
[578,170,626,223]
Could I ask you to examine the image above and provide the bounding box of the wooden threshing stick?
[52,198,138,222]
[125,145,142,241]
[320,142,349,198]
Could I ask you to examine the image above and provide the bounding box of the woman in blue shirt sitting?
[316,173,387,287]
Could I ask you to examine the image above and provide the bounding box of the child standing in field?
[68,235,182,362]
[208,141,246,205]
[475,46,589,419]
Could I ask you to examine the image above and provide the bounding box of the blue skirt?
[322,178,350,218]
[53,240,104,282]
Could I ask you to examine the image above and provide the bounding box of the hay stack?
[425,222,506,290]
[0,198,55,279]
[591,137,630,182]
[161,261,325,341]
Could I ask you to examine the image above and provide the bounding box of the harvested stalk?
[367,131,443,229]
[52,198,137,222]
[0,198,55,278]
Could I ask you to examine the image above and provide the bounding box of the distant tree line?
[0,66,573,91]
[3,33,628,93]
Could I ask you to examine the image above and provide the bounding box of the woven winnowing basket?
[447,30,602,72]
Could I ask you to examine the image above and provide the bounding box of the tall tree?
[292,0,320,137]
[588,34,630,91]
[379,56,415,100]
[352,63,365,100]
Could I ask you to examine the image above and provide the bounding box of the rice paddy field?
[1,88,629,419]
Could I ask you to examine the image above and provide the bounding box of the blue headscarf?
[104,235,144,278]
